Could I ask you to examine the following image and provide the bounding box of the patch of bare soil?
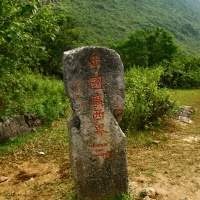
[128,107,200,200]
[0,107,199,200]
[0,158,61,200]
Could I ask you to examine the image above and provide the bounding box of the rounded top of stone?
[63,46,119,59]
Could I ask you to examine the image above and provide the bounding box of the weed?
[0,70,70,123]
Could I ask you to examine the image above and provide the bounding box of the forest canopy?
[0,0,80,76]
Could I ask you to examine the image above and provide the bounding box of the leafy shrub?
[160,69,200,89]
[0,0,79,76]
[0,69,69,122]
[178,70,200,88]
[113,28,179,69]
[160,55,200,89]
[121,67,177,132]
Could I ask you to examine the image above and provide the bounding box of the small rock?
[31,128,36,132]
[152,140,160,144]
[38,151,45,155]
[0,176,9,182]
[140,187,156,198]
[28,177,35,182]
[180,197,190,200]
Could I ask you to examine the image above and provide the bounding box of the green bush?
[0,70,69,122]
[160,69,200,89]
[113,28,179,69]
[0,0,79,76]
[178,70,200,88]
[160,55,200,89]
[121,67,177,132]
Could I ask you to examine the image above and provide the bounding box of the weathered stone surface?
[176,106,194,124]
[140,187,156,198]
[0,114,42,142]
[63,46,128,200]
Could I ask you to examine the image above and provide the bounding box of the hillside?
[60,0,200,56]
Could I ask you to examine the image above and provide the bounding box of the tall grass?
[0,69,70,122]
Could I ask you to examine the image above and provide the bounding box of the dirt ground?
[127,124,200,200]
[0,109,199,200]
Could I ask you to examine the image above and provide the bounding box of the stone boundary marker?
[63,46,128,200]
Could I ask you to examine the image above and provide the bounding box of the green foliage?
[38,6,80,76]
[114,29,149,68]
[160,55,200,89]
[0,0,79,76]
[0,0,78,122]
[63,193,134,200]
[58,0,200,56]
[1,0,199,136]
[0,70,69,122]
[114,28,179,69]
[121,67,177,132]
[178,70,200,89]
[160,69,200,89]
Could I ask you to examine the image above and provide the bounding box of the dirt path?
[128,122,200,200]
[0,105,200,199]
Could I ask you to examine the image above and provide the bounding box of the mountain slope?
[61,0,200,56]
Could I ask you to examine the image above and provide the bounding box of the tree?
[114,28,179,69]
[114,30,149,68]
[147,28,179,66]
[39,7,80,76]
[0,0,79,76]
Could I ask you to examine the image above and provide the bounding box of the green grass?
[0,70,69,122]
[0,126,53,156]
[2,89,198,156]
[170,89,200,106]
